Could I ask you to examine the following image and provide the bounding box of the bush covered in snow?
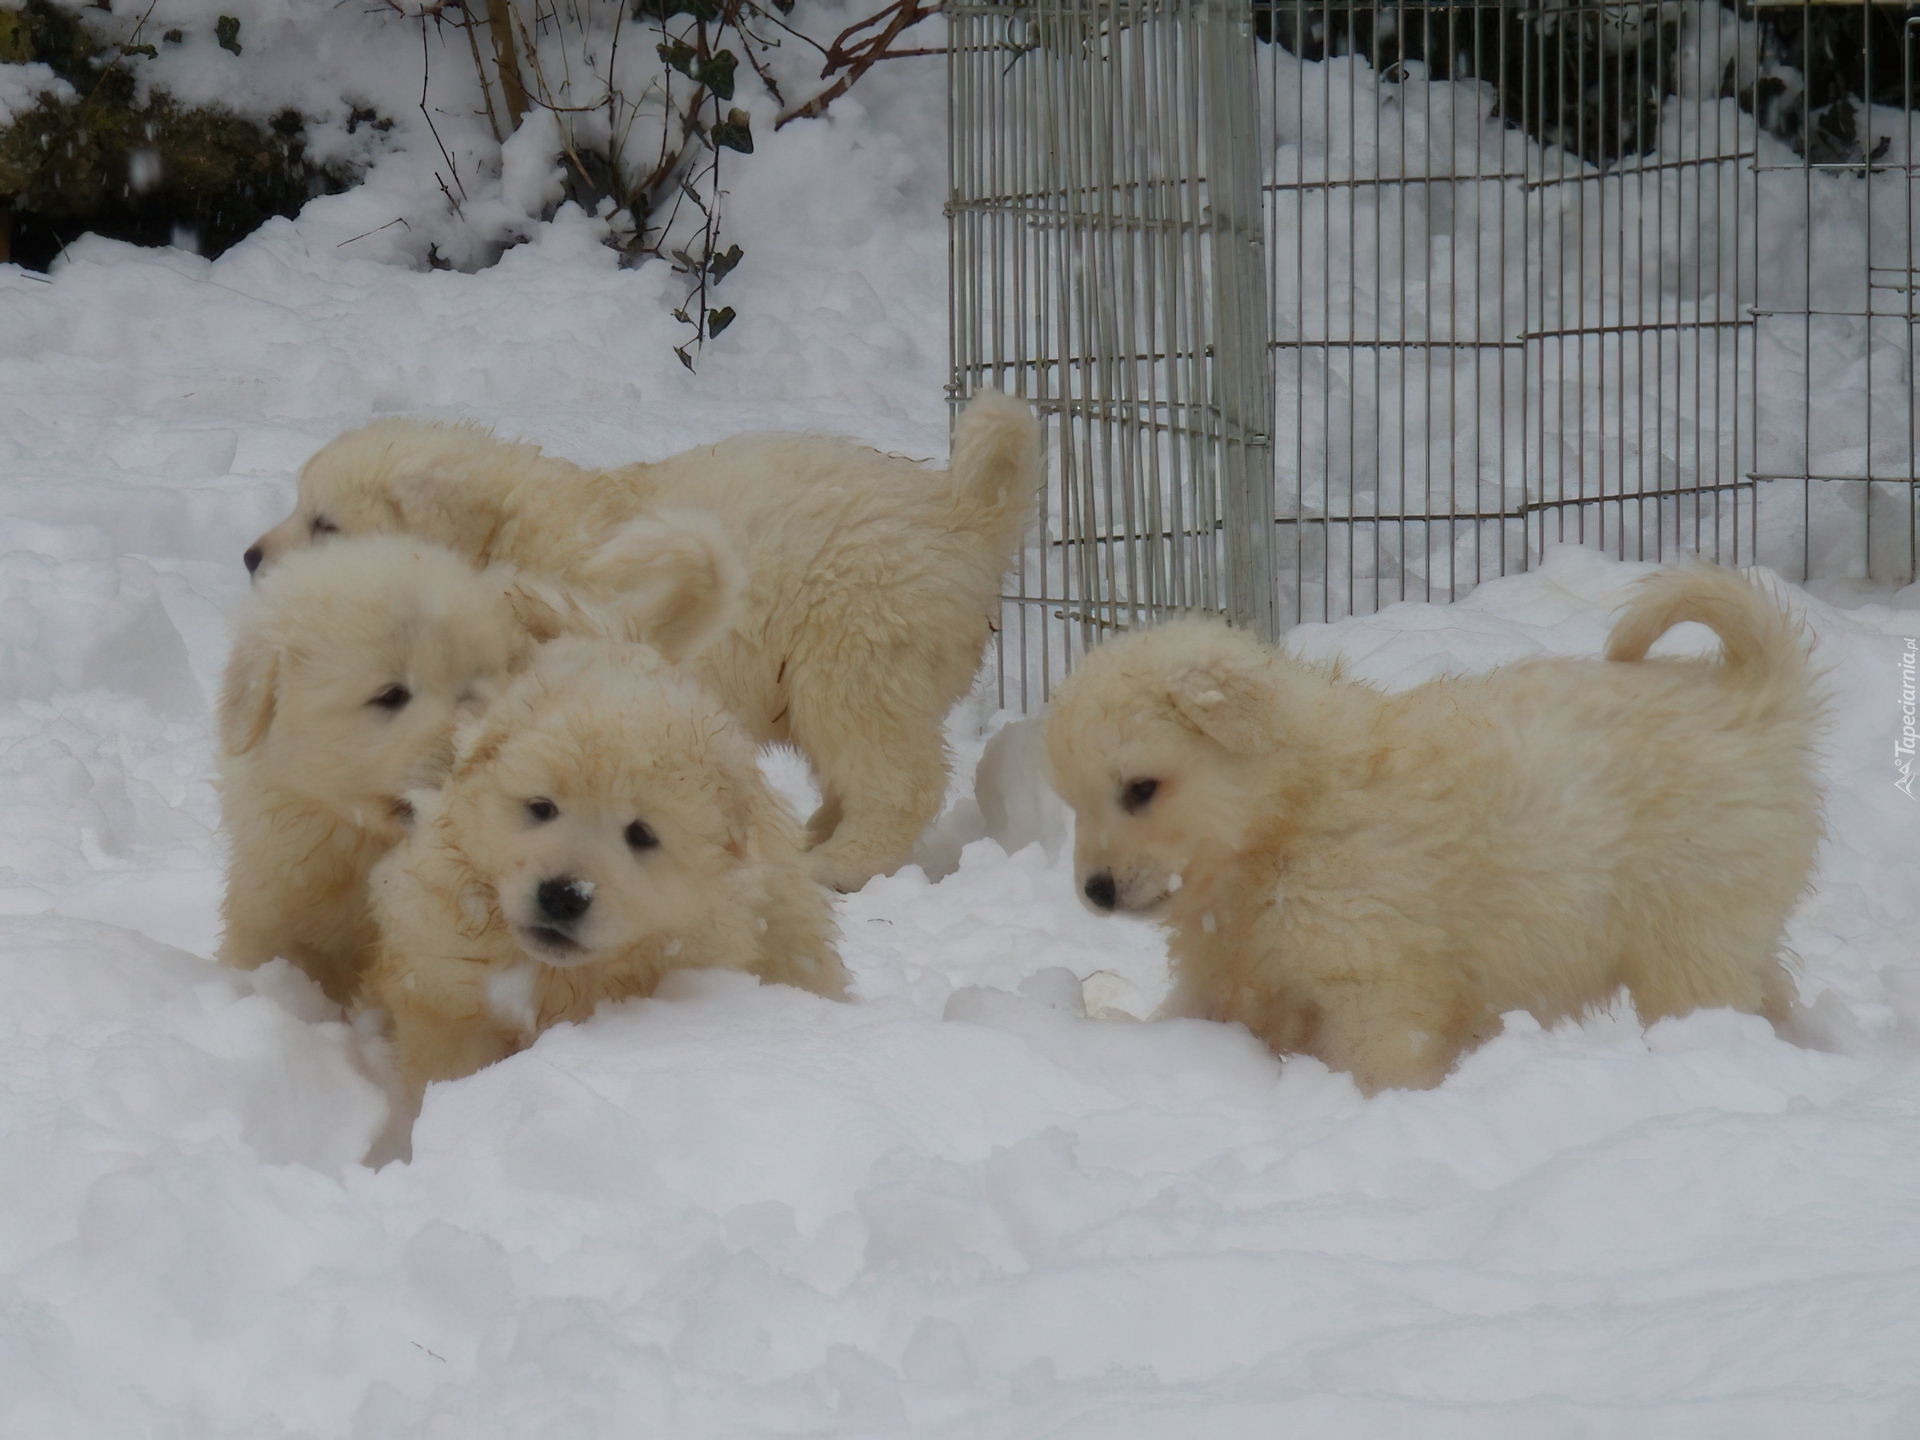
[0,0,358,268]
[0,0,934,359]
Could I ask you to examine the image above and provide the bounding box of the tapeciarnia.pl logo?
[1899,636,1917,799]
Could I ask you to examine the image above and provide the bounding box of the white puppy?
[244,393,1043,892]
[217,532,732,1003]
[367,638,847,1110]
[1044,562,1823,1093]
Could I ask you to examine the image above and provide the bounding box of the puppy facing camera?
[215,525,740,1006]
[366,638,849,1119]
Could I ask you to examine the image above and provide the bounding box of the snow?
[4,13,1920,1437]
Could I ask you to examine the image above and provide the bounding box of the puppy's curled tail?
[1604,560,1813,718]
[945,390,1043,552]
[578,508,746,662]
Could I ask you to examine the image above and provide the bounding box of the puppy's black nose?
[243,545,263,575]
[537,877,593,923]
[1084,871,1117,911]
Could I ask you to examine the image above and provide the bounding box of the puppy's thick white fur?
[1044,562,1823,1093]
[366,638,847,1108]
[218,538,529,1003]
[217,533,735,1003]
[249,393,1043,891]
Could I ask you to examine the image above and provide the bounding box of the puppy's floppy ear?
[218,630,280,755]
[450,703,517,780]
[717,766,768,865]
[386,462,504,562]
[580,509,745,664]
[494,569,582,646]
[1166,653,1279,755]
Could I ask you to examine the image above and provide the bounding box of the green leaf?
[696,50,737,101]
[707,243,743,282]
[634,0,716,21]
[216,15,241,55]
[674,343,696,371]
[706,305,735,337]
[710,108,753,155]
[656,39,697,79]
[669,246,698,271]
[122,42,158,59]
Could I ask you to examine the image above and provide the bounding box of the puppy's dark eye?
[625,821,658,851]
[370,684,411,711]
[310,516,339,538]
[527,798,558,823]
[1122,777,1159,813]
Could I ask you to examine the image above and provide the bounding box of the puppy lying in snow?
[243,392,1043,893]
[217,529,734,1004]
[1044,562,1823,1093]
[366,638,847,1110]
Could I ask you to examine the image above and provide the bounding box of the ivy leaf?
[696,50,737,101]
[634,0,716,21]
[710,108,753,155]
[671,306,691,324]
[656,39,697,79]
[706,306,736,338]
[216,15,241,54]
[122,42,158,58]
[674,344,695,371]
[707,243,743,282]
[669,246,698,271]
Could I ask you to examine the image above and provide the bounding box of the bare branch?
[775,0,938,131]
[486,0,531,128]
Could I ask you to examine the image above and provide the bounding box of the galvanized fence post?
[1201,0,1278,642]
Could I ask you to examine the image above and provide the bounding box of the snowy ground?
[6,31,1920,1440]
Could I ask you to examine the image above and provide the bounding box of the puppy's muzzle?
[537,876,593,923]
[1083,871,1118,911]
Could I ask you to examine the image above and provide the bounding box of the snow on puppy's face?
[1045,621,1286,915]
[440,641,772,970]
[219,537,523,828]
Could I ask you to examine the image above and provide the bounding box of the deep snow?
[4,19,1920,1439]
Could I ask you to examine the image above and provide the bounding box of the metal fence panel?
[950,0,1920,707]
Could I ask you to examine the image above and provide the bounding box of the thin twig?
[774,0,938,130]
[460,3,504,141]
[336,215,413,246]
[419,16,469,203]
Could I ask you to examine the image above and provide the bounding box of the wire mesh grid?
[949,0,1920,710]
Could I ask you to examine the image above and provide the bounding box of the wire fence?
[948,0,1920,710]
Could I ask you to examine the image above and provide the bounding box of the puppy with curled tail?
[216,523,739,1005]
[244,392,1044,893]
[1044,560,1823,1093]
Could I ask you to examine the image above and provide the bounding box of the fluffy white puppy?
[366,638,847,1110]
[244,393,1043,892]
[217,531,732,1003]
[1044,562,1823,1093]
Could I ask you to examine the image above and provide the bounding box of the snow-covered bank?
[5,31,1920,1440]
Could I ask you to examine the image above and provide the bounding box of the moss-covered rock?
[0,0,353,268]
